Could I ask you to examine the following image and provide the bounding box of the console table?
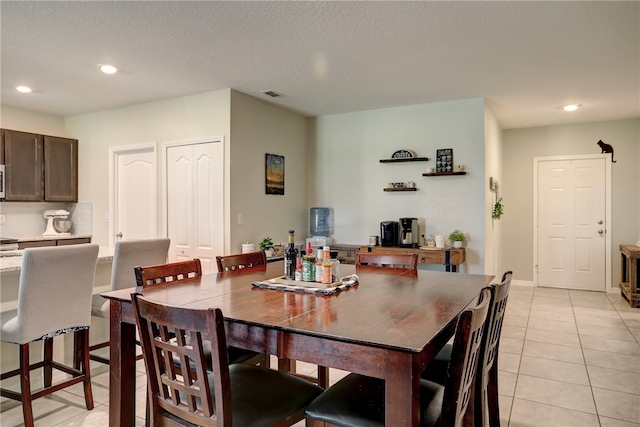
[620,245,640,307]
[360,245,465,272]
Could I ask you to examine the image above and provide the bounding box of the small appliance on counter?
[399,217,419,247]
[380,221,399,247]
[43,209,72,237]
[0,237,19,251]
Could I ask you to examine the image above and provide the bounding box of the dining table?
[102,261,494,427]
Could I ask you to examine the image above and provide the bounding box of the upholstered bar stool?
[0,244,99,427]
[89,238,170,364]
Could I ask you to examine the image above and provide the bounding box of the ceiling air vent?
[261,90,283,98]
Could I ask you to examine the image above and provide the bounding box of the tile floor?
[1,285,639,426]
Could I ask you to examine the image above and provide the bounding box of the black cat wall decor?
[597,140,617,163]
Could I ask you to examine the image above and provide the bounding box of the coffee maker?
[380,221,399,247]
[399,217,418,247]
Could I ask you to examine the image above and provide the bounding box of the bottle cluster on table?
[285,230,339,283]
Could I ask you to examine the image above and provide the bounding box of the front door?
[536,156,607,291]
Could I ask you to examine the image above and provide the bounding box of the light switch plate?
[0,214,5,224]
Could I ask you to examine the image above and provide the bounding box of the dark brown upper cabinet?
[1,129,78,202]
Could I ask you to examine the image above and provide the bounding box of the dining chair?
[355,251,419,270]
[0,244,99,427]
[216,250,268,272]
[89,238,170,364]
[304,287,492,427]
[421,270,513,427]
[136,258,266,368]
[131,293,324,427]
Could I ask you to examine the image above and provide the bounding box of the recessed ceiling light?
[16,86,32,93]
[100,64,118,74]
[563,104,579,112]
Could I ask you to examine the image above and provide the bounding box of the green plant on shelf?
[448,230,466,243]
[492,198,504,220]
[259,237,274,251]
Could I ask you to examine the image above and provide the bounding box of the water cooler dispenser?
[306,207,333,251]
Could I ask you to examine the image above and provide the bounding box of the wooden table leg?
[385,355,420,426]
[109,300,137,427]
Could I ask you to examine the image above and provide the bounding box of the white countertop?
[14,234,92,242]
[0,246,114,273]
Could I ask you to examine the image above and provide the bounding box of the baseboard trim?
[512,279,534,287]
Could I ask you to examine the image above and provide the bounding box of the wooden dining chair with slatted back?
[304,287,492,427]
[215,251,270,368]
[355,251,419,270]
[421,270,513,427]
[89,238,170,365]
[136,258,266,368]
[131,293,324,427]
[216,250,268,272]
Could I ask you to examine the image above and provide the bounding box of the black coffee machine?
[380,221,399,247]
[399,217,419,247]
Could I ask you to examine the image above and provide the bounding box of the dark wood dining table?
[102,261,493,427]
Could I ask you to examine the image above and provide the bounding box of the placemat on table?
[252,274,359,295]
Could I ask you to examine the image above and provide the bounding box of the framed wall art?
[265,153,285,195]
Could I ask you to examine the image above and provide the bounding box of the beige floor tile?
[623,318,640,331]
[617,310,640,322]
[509,398,599,427]
[529,302,574,314]
[569,290,612,302]
[527,317,578,334]
[498,370,518,397]
[573,306,622,319]
[529,309,575,323]
[580,335,640,356]
[519,356,589,385]
[502,325,527,340]
[525,328,581,347]
[587,365,640,395]
[498,394,513,426]
[593,387,640,424]
[498,351,521,373]
[50,403,112,427]
[571,299,616,310]
[575,314,629,330]
[522,340,585,364]
[0,391,90,427]
[583,348,640,373]
[599,416,640,427]
[531,297,572,309]
[514,375,596,414]
[499,337,524,355]
[503,314,529,328]
[578,324,637,342]
[534,287,571,299]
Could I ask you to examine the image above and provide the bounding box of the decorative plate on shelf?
[391,149,416,159]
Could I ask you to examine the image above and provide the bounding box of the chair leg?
[19,343,35,427]
[77,330,94,410]
[43,337,53,388]
[317,366,329,389]
[486,364,500,427]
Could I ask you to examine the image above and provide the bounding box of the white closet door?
[166,141,223,275]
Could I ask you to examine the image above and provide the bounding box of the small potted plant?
[259,237,275,257]
[448,230,466,249]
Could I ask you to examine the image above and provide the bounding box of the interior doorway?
[534,155,611,291]
[163,137,224,275]
[109,142,158,247]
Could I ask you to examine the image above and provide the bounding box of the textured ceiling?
[1,1,638,129]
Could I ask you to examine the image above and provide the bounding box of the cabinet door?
[44,136,78,202]
[2,129,44,201]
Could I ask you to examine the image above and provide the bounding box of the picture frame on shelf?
[436,148,453,172]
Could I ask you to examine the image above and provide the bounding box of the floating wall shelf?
[383,188,418,192]
[422,171,468,177]
[380,157,430,163]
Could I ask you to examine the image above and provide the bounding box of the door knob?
[598,229,604,235]
[116,232,123,238]
[598,220,603,225]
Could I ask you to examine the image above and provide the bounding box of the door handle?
[116,232,123,238]
[598,229,604,235]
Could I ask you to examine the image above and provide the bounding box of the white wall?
[502,118,640,287]
[229,90,309,251]
[0,106,67,136]
[65,90,232,248]
[312,98,488,274]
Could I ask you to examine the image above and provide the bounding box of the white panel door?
[537,158,606,290]
[111,145,157,245]
[166,141,223,274]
